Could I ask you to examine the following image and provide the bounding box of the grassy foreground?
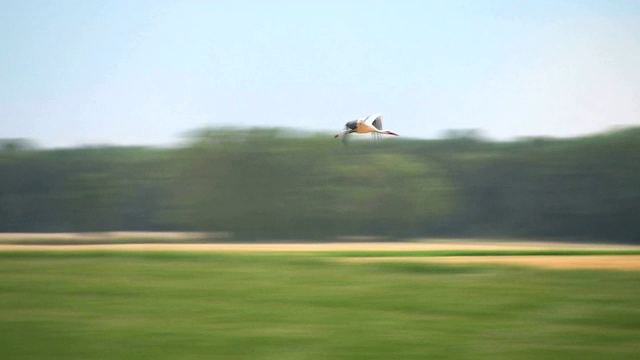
[1,251,639,359]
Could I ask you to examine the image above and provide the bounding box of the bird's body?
[334,114,398,141]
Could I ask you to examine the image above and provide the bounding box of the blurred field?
[1,233,640,269]
[0,250,639,360]
[345,255,640,270]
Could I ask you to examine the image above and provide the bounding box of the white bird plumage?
[334,113,399,142]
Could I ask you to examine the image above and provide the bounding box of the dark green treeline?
[1,127,639,243]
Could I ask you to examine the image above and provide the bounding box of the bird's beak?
[387,131,399,136]
[334,134,340,138]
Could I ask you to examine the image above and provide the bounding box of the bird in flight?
[334,113,399,143]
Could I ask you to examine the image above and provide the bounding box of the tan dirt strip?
[1,241,639,252]
[1,241,639,270]
[345,255,640,270]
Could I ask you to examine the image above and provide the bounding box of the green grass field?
[1,251,639,359]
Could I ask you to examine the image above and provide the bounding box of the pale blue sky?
[1,0,639,147]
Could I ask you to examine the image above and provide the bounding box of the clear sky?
[1,0,639,147]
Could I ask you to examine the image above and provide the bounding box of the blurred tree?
[0,138,37,152]
[1,127,638,243]
[168,129,455,238]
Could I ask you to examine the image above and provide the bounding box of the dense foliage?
[1,127,639,242]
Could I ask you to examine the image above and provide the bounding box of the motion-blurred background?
[1,127,639,243]
[2,1,639,243]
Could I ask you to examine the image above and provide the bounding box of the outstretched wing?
[363,113,382,129]
[363,113,383,140]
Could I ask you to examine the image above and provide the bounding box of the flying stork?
[334,113,398,143]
